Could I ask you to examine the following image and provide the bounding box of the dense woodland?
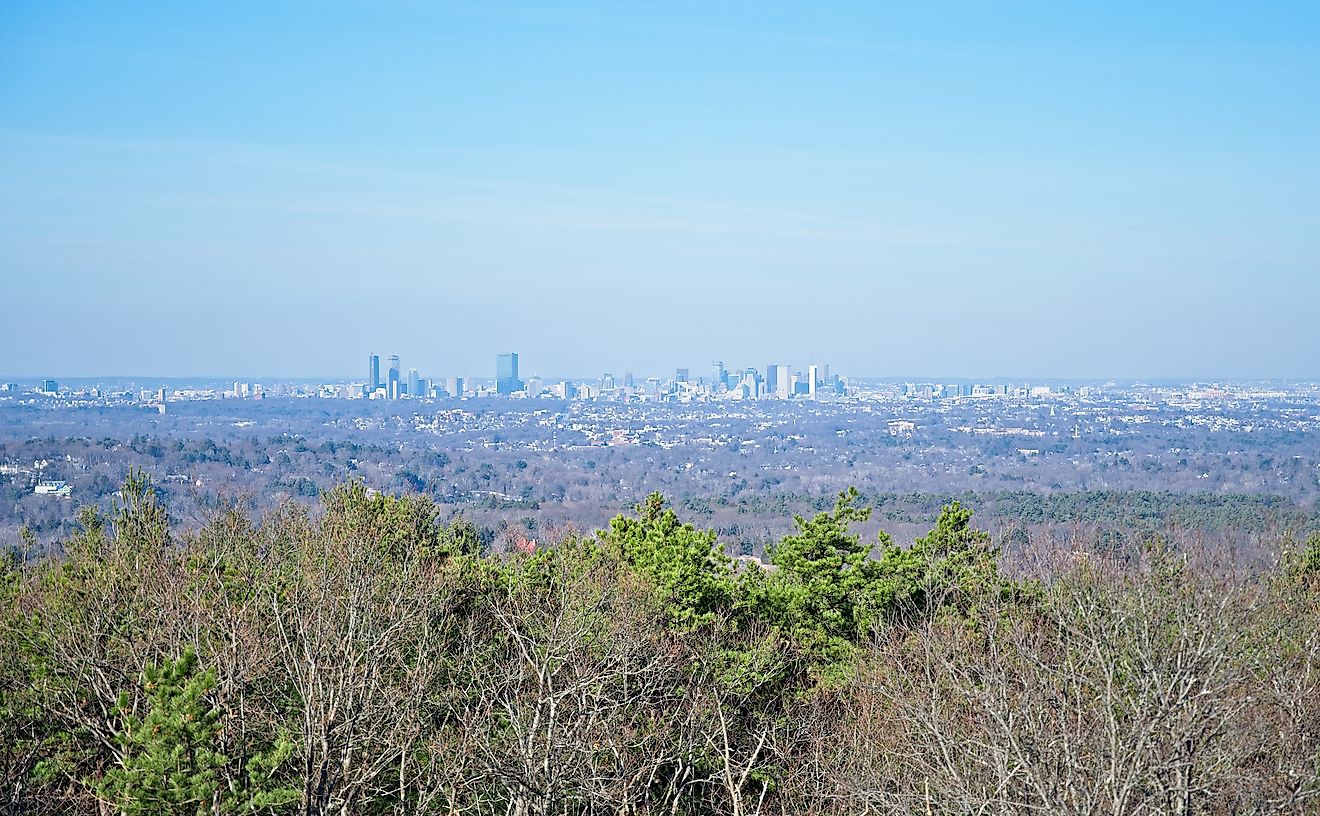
[3,472,1319,814]
[5,401,1320,554]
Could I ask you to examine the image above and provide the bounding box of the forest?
[2,472,1319,815]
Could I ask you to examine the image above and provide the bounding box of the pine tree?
[602,492,735,626]
[98,648,226,815]
[757,487,887,681]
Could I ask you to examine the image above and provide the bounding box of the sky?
[2,1,1319,380]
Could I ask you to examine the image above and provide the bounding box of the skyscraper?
[713,360,726,389]
[807,364,818,399]
[388,354,401,399]
[744,368,761,399]
[675,368,689,383]
[496,353,522,395]
[767,364,791,399]
[368,354,380,393]
[407,368,420,399]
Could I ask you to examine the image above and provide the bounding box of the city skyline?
[6,341,1318,387]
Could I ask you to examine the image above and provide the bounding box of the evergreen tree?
[896,500,1012,617]
[98,649,226,815]
[602,492,735,626]
[1292,531,1320,587]
[113,467,171,551]
[756,487,888,681]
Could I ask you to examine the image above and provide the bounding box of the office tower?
[766,364,791,398]
[387,354,401,399]
[601,373,615,391]
[497,353,522,395]
[41,379,58,394]
[713,361,726,389]
[675,368,689,384]
[444,376,464,398]
[807,364,818,398]
[408,368,420,399]
[368,354,380,393]
[623,372,635,388]
[740,368,758,398]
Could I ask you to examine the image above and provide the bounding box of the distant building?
[743,368,762,399]
[601,373,616,391]
[766,364,790,399]
[35,480,71,497]
[497,353,522,395]
[445,377,464,398]
[408,368,421,399]
[713,361,726,389]
[41,379,58,395]
[623,372,635,388]
[807,364,819,398]
[675,368,689,384]
[368,354,380,393]
[388,354,401,399]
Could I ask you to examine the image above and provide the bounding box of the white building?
[35,480,72,497]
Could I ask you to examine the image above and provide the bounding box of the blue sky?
[2,1,1318,379]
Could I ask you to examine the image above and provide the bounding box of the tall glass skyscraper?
[388,354,401,399]
[496,352,522,395]
[368,354,380,393]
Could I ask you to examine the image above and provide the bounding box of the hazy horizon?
[4,2,1319,378]
[4,370,1317,386]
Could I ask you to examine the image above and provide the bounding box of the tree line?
[2,471,1319,814]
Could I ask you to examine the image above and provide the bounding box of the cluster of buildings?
[898,382,1063,400]
[356,352,846,402]
[1,381,58,395]
[361,353,465,400]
